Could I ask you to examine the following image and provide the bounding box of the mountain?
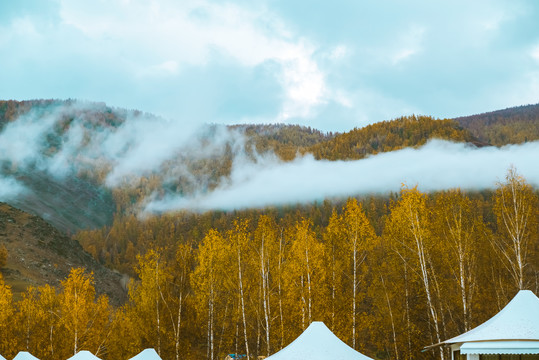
[0,202,127,304]
[453,103,539,146]
[1,99,537,236]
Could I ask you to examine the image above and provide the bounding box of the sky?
[1,0,539,132]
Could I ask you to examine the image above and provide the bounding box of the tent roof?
[12,352,39,360]
[67,350,102,360]
[0,354,5,360]
[444,290,539,344]
[266,321,373,360]
[460,341,539,355]
[129,349,163,360]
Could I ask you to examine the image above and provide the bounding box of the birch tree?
[341,198,377,349]
[228,220,251,360]
[493,167,538,290]
[254,215,278,357]
[285,218,326,333]
[192,229,230,360]
[385,187,445,360]
[432,190,482,331]
[58,268,111,357]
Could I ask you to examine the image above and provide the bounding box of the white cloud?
[145,140,539,213]
[532,45,539,62]
[57,0,328,119]
[0,176,27,201]
[390,24,425,65]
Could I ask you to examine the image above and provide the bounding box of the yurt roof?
[445,290,539,344]
[66,350,102,360]
[12,352,40,360]
[266,321,373,360]
[129,348,162,360]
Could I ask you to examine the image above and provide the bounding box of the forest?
[0,168,537,360]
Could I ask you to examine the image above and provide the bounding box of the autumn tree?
[228,220,252,360]
[493,167,538,291]
[0,275,15,357]
[341,199,377,348]
[284,217,326,337]
[58,268,112,357]
[192,229,231,360]
[253,215,279,357]
[126,249,169,356]
[431,190,488,332]
[385,186,445,360]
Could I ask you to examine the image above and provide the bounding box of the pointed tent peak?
[129,349,162,360]
[266,321,374,360]
[444,289,539,344]
[67,350,102,360]
[12,352,40,360]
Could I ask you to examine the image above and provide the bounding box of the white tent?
[433,290,539,360]
[266,321,373,360]
[66,350,102,360]
[12,352,39,360]
[129,348,162,360]
[0,354,6,360]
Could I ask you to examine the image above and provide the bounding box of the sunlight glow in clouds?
[58,0,328,119]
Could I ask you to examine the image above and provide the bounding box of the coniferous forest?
[0,167,537,360]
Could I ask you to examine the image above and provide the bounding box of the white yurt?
[431,290,539,360]
[265,321,373,360]
[12,352,39,360]
[66,350,102,360]
[129,348,162,360]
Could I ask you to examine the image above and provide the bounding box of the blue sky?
[1,0,538,132]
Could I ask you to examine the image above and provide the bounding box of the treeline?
[306,115,477,160]
[56,169,539,360]
[233,124,333,161]
[454,103,539,146]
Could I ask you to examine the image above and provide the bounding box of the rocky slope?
[0,202,127,305]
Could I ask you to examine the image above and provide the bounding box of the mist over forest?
[0,100,538,359]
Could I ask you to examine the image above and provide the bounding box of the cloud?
[56,0,328,119]
[1,0,539,133]
[0,176,27,201]
[144,140,539,213]
[0,101,247,191]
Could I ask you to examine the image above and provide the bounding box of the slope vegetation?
[0,202,126,304]
[306,115,477,160]
[454,103,539,145]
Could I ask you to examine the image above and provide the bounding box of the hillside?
[306,115,477,160]
[0,202,126,304]
[454,103,539,145]
[1,99,538,235]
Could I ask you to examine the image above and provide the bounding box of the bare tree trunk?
[175,292,183,360]
[300,274,306,330]
[261,233,271,356]
[352,237,357,349]
[404,263,412,360]
[408,208,443,360]
[381,275,399,360]
[278,229,285,349]
[237,244,250,360]
[156,260,161,356]
[331,243,336,330]
[305,247,312,324]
